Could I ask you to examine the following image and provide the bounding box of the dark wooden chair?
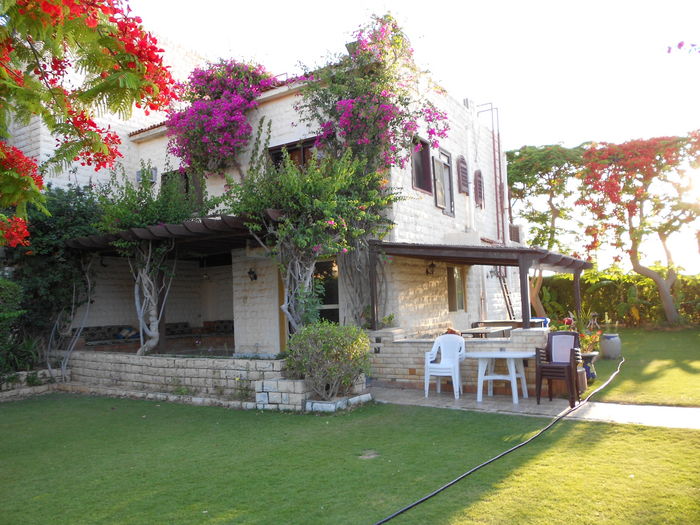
[536,331,582,409]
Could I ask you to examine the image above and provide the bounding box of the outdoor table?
[462,350,536,404]
[460,326,510,338]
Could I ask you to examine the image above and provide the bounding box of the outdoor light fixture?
[247,268,258,281]
[426,262,436,275]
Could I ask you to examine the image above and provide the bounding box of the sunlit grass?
[584,327,700,406]
[1,395,698,524]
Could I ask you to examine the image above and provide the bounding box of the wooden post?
[574,268,583,317]
[518,256,533,328]
[369,244,379,331]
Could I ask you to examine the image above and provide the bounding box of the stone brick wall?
[69,350,283,399]
[71,257,233,333]
[231,247,281,354]
[67,350,369,412]
[369,328,549,395]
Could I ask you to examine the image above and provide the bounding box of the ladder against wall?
[497,269,515,320]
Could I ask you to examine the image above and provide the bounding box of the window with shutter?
[433,151,454,216]
[136,167,157,183]
[411,138,432,193]
[474,169,484,208]
[268,138,316,167]
[457,155,469,194]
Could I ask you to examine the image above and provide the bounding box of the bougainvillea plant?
[0,0,175,245]
[577,132,700,324]
[297,14,449,171]
[166,60,280,174]
[229,121,400,332]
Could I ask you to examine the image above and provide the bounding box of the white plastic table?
[462,350,535,404]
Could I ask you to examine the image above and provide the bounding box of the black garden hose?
[372,357,626,524]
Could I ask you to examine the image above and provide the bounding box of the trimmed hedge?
[541,268,700,325]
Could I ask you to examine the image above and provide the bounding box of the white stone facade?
[10,45,522,361]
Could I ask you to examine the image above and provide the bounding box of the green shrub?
[0,278,23,339]
[285,321,370,401]
[0,334,41,374]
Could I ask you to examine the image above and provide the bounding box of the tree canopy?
[0,0,175,246]
[506,144,584,252]
[578,132,700,323]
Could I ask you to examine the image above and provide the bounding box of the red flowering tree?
[0,0,175,246]
[578,133,700,324]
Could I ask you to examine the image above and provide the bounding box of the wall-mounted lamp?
[247,268,258,281]
[426,262,436,275]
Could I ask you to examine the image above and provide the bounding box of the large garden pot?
[600,333,621,359]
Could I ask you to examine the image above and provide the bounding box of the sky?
[129,0,700,272]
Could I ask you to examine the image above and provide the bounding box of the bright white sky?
[129,0,700,273]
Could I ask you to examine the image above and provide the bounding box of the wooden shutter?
[474,169,484,208]
[457,155,469,194]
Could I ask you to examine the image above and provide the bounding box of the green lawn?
[584,327,700,406]
[1,395,698,524]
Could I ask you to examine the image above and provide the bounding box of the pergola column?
[369,243,379,330]
[573,268,583,317]
[518,255,534,328]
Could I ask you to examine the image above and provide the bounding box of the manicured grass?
[584,327,700,406]
[1,395,699,524]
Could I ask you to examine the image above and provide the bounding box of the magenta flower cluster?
[317,91,448,168]
[312,15,450,169]
[167,60,280,172]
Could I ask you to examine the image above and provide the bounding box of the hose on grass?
[372,357,626,525]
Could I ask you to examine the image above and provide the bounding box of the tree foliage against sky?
[0,0,175,246]
[506,144,585,252]
[578,132,700,323]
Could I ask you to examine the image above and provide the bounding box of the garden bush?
[285,320,370,400]
[540,267,700,325]
[0,277,23,339]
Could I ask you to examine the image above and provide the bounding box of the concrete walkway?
[369,386,700,430]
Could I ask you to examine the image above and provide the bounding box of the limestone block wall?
[231,247,281,354]
[71,257,215,330]
[69,350,283,399]
[369,328,549,395]
[381,256,519,335]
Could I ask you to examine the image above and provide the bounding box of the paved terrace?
[369,386,700,430]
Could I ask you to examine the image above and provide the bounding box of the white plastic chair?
[424,334,465,399]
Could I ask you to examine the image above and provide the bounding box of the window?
[447,266,466,312]
[411,139,432,193]
[314,260,339,323]
[161,170,203,203]
[269,138,316,168]
[136,166,157,184]
[432,151,454,216]
[474,169,485,208]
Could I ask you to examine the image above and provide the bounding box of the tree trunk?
[630,232,681,324]
[529,270,547,317]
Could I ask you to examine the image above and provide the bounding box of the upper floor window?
[433,151,454,216]
[269,138,316,168]
[161,170,203,203]
[411,139,432,193]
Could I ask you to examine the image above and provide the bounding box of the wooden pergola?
[66,215,254,256]
[368,240,593,330]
